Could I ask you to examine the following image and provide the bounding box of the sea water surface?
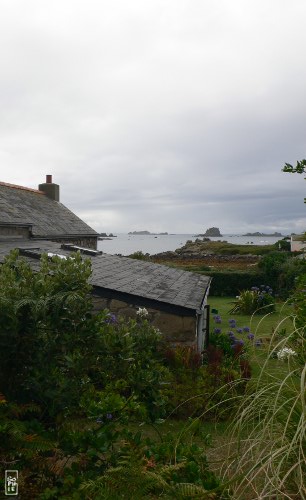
[98,234,284,256]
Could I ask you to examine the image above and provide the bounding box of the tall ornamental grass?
[224,305,305,499]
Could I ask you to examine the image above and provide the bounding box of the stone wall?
[50,236,98,250]
[92,295,197,347]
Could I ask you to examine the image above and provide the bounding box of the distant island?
[195,227,223,237]
[97,232,116,240]
[128,231,168,235]
[242,232,283,237]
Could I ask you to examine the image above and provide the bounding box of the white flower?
[136,307,149,318]
[276,347,297,361]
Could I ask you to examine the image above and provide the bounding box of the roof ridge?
[0,181,45,194]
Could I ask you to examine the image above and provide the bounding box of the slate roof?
[0,240,211,314]
[0,182,97,238]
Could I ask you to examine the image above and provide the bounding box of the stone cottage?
[0,177,211,350]
[0,175,98,249]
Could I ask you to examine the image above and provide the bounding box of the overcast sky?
[1,1,306,234]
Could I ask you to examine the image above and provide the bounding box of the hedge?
[205,271,276,296]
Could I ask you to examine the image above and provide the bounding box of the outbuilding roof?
[0,240,211,315]
[0,181,97,238]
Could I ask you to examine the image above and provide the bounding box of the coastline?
[97,233,285,256]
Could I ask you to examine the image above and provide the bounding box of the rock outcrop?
[203,227,222,237]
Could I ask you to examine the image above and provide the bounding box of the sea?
[97,233,286,256]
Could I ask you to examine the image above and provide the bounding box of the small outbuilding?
[0,240,211,351]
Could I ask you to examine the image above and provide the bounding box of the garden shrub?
[207,271,269,296]
[0,250,228,498]
[258,251,291,279]
[277,257,306,298]
[229,285,275,315]
[162,323,251,420]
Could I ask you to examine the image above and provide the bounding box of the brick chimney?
[39,175,60,201]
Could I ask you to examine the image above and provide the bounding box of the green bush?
[207,271,269,296]
[128,250,150,260]
[229,285,275,315]
[277,257,306,297]
[162,337,250,420]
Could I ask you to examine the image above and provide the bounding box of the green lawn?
[208,296,294,340]
[208,296,295,380]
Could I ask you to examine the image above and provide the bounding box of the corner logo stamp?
[5,470,18,496]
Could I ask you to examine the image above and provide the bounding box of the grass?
[208,296,296,381]
[208,296,294,340]
[105,295,304,497]
[206,296,305,498]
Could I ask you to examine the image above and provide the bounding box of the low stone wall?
[92,295,197,347]
[50,236,98,250]
[153,251,260,262]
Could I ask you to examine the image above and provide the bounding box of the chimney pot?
[46,175,52,184]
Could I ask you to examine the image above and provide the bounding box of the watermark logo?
[5,470,18,496]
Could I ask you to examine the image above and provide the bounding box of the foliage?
[282,158,306,202]
[0,251,170,422]
[274,238,291,251]
[283,158,306,175]
[229,285,275,315]
[277,257,306,298]
[162,324,251,420]
[258,251,306,298]
[0,250,93,411]
[258,251,291,280]
[224,276,306,499]
[0,250,227,497]
[79,426,226,499]
[82,310,171,422]
[207,271,268,297]
[128,250,150,260]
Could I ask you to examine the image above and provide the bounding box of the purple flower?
[213,314,221,321]
[214,328,221,334]
[243,326,250,333]
[215,318,222,324]
[228,332,236,341]
[105,313,117,324]
[247,333,254,340]
[236,328,243,334]
[255,339,262,347]
[234,339,244,346]
[106,413,113,420]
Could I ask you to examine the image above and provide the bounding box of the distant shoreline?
[242,232,284,237]
[128,231,169,235]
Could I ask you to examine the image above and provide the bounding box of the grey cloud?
[0,1,305,235]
